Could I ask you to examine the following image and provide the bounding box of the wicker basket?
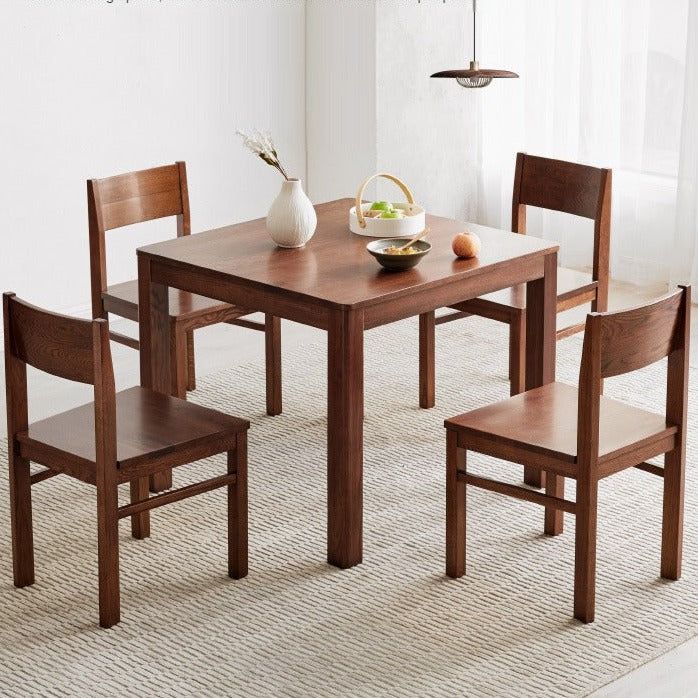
[349,172,426,238]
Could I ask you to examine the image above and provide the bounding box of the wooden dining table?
[137,198,559,569]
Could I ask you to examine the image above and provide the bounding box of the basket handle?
[355,173,415,229]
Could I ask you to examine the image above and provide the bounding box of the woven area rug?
[0,316,696,697]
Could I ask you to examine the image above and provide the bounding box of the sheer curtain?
[672,0,698,287]
[473,0,692,289]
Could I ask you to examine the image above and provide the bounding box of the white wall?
[375,1,480,221]
[0,0,306,315]
[305,0,480,220]
[305,0,377,204]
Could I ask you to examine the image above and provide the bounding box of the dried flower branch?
[236,129,290,180]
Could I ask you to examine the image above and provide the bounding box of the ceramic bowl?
[366,238,431,271]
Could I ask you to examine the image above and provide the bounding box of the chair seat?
[103,279,249,324]
[18,387,249,481]
[445,382,675,465]
[457,267,597,312]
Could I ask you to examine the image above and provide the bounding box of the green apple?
[370,201,393,212]
[380,210,404,219]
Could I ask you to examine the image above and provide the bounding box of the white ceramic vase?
[266,178,317,248]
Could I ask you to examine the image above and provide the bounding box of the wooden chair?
[3,293,249,628]
[420,152,611,402]
[444,286,690,623]
[88,161,282,410]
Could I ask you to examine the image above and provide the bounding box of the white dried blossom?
[236,129,289,180]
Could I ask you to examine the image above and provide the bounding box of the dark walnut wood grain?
[103,279,236,322]
[474,267,597,311]
[446,383,676,466]
[3,293,249,628]
[137,198,560,569]
[517,153,608,219]
[598,291,683,378]
[20,386,248,476]
[137,199,557,313]
[7,296,96,384]
[444,286,690,624]
[424,151,612,491]
[88,161,282,492]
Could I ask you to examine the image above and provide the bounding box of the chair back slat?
[517,153,607,220]
[93,164,183,231]
[88,162,189,320]
[577,286,690,472]
[597,289,686,379]
[4,294,96,384]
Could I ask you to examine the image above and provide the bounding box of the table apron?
[148,258,331,330]
[146,252,546,333]
[363,255,545,330]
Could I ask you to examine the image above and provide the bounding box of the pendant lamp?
[431,0,518,88]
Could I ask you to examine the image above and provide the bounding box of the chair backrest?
[512,152,612,295]
[3,293,116,465]
[577,286,690,465]
[87,161,190,318]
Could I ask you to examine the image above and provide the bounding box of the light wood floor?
[0,280,696,697]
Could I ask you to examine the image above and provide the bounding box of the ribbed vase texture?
[266,178,317,248]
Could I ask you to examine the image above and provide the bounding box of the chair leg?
[149,469,172,493]
[148,324,184,493]
[661,445,685,580]
[419,311,436,409]
[509,310,526,397]
[513,310,543,488]
[446,430,466,578]
[591,287,608,314]
[544,473,564,535]
[96,480,120,628]
[129,478,151,540]
[525,470,545,488]
[9,453,34,587]
[574,474,598,623]
[170,324,188,400]
[228,433,248,579]
[592,292,606,396]
[525,469,545,489]
[264,314,282,416]
[186,330,196,392]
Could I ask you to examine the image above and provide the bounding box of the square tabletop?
[138,198,559,310]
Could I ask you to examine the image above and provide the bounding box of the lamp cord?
[472,0,477,62]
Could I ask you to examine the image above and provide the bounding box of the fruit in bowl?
[364,201,407,220]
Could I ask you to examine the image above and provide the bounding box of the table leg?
[327,308,364,568]
[138,255,172,492]
[264,314,282,416]
[524,251,557,490]
[419,311,436,408]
